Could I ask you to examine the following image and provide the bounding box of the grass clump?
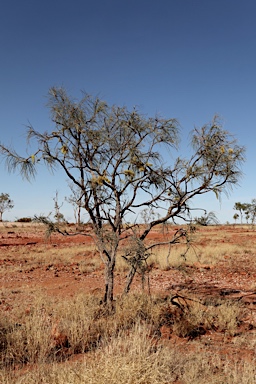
[0,291,255,384]
[0,296,52,367]
[2,325,256,384]
[0,293,162,369]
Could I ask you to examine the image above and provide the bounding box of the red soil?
[1,223,256,366]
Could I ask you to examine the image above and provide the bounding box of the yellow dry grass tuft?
[2,324,256,384]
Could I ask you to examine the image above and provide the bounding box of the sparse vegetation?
[0,224,256,383]
[0,290,254,383]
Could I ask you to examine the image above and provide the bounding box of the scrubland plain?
[0,223,256,383]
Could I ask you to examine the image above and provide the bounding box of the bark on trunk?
[103,262,115,305]
[77,206,81,226]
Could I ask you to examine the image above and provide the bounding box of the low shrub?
[15,217,32,223]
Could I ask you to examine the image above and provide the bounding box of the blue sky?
[0,0,255,223]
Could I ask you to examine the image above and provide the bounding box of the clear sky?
[0,0,255,223]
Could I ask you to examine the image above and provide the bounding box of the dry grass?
[1,242,96,262]
[1,291,255,383]
[170,297,243,338]
[148,244,199,269]
[0,222,44,234]
[0,293,161,365]
[77,256,102,274]
[148,226,256,270]
[1,324,255,384]
[0,243,99,279]
[1,224,256,383]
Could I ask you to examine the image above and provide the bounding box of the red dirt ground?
[1,223,256,366]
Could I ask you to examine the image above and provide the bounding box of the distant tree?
[0,193,14,222]
[233,202,248,224]
[249,199,256,226]
[0,87,245,305]
[233,213,239,224]
[242,199,256,227]
[245,211,250,224]
[194,211,220,226]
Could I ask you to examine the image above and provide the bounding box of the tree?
[233,213,239,224]
[233,202,248,224]
[249,199,256,226]
[0,193,14,222]
[245,211,250,224]
[238,199,256,227]
[0,87,245,305]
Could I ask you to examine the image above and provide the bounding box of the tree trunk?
[103,261,115,306]
[77,205,81,226]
